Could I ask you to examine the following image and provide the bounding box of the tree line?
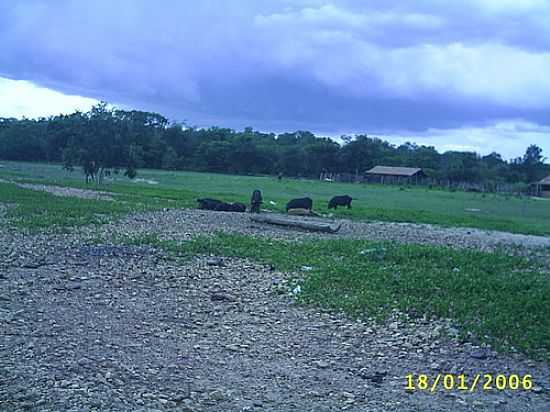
[0,102,548,185]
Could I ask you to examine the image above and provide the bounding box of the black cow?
[229,202,246,213]
[197,198,224,210]
[250,189,263,213]
[328,195,353,209]
[286,197,313,212]
[215,201,247,213]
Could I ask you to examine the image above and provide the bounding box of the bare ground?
[3,180,115,201]
[1,209,549,411]
[16,183,115,201]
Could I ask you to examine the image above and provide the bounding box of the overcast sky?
[1,0,549,161]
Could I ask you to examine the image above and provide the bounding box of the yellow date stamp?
[406,373,533,392]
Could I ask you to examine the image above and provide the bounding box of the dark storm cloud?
[0,0,549,134]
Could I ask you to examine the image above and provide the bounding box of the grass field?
[1,160,549,359]
[118,232,550,360]
[1,160,550,235]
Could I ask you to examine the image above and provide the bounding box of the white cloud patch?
[255,4,445,30]
[0,77,97,119]
[469,0,550,14]
[254,4,550,108]
[374,120,550,161]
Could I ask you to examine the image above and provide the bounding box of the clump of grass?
[175,233,550,359]
[0,180,199,232]
[0,182,138,232]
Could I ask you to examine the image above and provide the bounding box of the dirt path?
[1,179,115,201]
[1,210,549,411]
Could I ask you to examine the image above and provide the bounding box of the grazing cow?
[250,189,263,213]
[286,197,313,212]
[197,198,224,210]
[328,195,353,209]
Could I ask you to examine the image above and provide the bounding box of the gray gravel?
[90,208,550,253]
[10,182,115,201]
[1,209,550,411]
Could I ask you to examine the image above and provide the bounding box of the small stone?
[430,362,440,370]
[226,344,241,352]
[313,360,329,369]
[209,390,225,401]
[470,350,488,360]
[59,379,71,388]
[180,405,196,412]
[210,292,235,302]
[207,257,224,266]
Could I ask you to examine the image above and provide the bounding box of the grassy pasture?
[118,232,550,360]
[1,160,549,235]
[1,161,549,359]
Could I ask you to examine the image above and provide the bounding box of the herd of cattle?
[197,191,353,213]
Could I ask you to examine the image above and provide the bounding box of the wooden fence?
[318,172,531,195]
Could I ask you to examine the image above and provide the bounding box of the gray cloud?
[0,0,549,143]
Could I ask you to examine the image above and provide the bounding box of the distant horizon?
[1,91,548,164]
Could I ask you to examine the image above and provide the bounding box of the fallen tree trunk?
[250,215,342,233]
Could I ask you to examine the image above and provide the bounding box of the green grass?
[0,182,139,231]
[2,160,549,359]
[1,160,550,235]
[161,232,548,359]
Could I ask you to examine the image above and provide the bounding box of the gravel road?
[1,209,549,411]
[14,183,115,201]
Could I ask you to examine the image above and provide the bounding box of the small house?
[365,166,426,185]
[534,176,550,198]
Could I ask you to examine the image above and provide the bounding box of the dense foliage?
[0,103,548,184]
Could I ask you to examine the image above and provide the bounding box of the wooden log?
[250,215,342,233]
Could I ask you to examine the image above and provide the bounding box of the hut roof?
[366,166,423,177]
[538,175,550,185]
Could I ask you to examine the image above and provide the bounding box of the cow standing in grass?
[328,195,353,209]
[286,197,313,212]
[250,190,263,213]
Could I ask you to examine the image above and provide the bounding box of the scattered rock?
[207,257,224,266]
[0,208,548,412]
[208,390,225,401]
[470,350,488,360]
[313,360,329,369]
[210,292,235,302]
